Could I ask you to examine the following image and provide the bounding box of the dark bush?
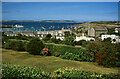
[49,38,61,44]
[86,42,120,67]
[75,40,89,47]
[25,38,44,55]
[13,40,27,51]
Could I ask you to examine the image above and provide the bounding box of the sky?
[1,0,120,2]
[2,2,118,21]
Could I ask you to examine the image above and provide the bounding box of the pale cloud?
[1,0,120,2]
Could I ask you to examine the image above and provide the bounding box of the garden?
[1,34,120,78]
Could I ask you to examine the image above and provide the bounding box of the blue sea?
[2,22,82,32]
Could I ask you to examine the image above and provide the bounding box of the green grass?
[2,48,119,74]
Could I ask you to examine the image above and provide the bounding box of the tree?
[103,37,111,42]
[43,34,52,42]
[46,34,52,39]
[25,38,44,55]
[71,33,76,37]
[64,36,74,46]
[107,28,115,34]
[64,31,70,38]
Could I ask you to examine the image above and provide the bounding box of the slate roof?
[93,27,108,31]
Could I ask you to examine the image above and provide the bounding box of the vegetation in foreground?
[2,64,119,79]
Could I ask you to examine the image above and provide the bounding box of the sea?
[2,22,82,32]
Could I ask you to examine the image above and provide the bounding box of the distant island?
[2,20,86,23]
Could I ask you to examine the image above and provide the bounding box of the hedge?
[2,64,48,79]
[45,43,86,57]
[2,64,119,79]
[4,39,27,51]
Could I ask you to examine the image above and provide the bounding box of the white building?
[19,31,35,37]
[37,28,71,39]
[75,33,95,41]
[115,26,120,33]
[4,31,17,36]
[101,34,120,43]
[56,33,65,40]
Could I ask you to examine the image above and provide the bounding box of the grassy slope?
[2,48,119,74]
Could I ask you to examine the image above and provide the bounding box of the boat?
[14,24,24,28]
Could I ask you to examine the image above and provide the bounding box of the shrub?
[40,48,51,56]
[60,52,80,61]
[2,64,49,78]
[60,52,94,62]
[13,40,27,51]
[4,39,27,51]
[45,43,86,57]
[2,64,119,79]
[49,38,61,44]
[64,36,75,46]
[53,67,119,79]
[95,42,120,67]
[87,42,120,67]
[75,40,89,47]
[103,37,111,42]
[46,34,52,39]
[4,40,12,49]
[25,38,44,55]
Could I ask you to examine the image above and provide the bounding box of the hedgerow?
[4,39,27,51]
[45,43,86,57]
[2,64,119,79]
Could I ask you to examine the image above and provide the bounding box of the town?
[3,21,120,44]
[1,1,120,78]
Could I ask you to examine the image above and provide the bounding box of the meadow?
[2,48,119,74]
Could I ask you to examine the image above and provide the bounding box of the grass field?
[2,48,119,74]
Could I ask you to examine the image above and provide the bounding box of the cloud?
[1,0,120,2]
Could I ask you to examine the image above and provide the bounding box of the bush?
[53,67,119,79]
[86,42,120,67]
[2,64,119,79]
[60,52,94,62]
[2,64,48,78]
[75,40,89,47]
[25,38,44,55]
[95,42,120,67]
[60,52,81,61]
[64,36,75,46]
[4,39,27,51]
[40,48,51,56]
[45,43,86,57]
[49,38,61,44]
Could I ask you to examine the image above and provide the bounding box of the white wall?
[101,34,120,43]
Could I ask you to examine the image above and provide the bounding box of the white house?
[101,34,120,43]
[18,31,35,37]
[75,33,95,41]
[37,28,71,39]
[56,33,65,40]
[4,31,17,36]
[115,26,120,33]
